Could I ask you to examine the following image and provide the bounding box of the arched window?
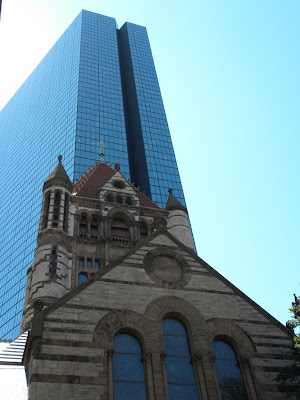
[116,195,123,204]
[113,333,146,400]
[213,340,248,400]
[106,193,114,203]
[140,222,148,240]
[52,192,61,227]
[42,192,51,229]
[91,214,99,239]
[79,213,88,237]
[162,318,199,399]
[63,193,69,232]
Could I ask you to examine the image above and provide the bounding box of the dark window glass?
[140,223,147,239]
[79,213,88,236]
[113,334,146,400]
[52,192,61,227]
[106,193,113,203]
[91,215,98,238]
[116,195,123,204]
[213,340,248,400]
[162,318,198,399]
[79,258,84,268]
[43,192,51,229]
[78,273,88,285]
[87,258,92,268]
[94,260,100,269]
[63,194,69,232]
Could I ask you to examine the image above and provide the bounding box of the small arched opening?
[79,213,88,238]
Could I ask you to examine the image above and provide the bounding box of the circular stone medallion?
[143,248,191,288]
[152,256,182,282]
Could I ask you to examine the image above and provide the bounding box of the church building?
[21,156,294,399]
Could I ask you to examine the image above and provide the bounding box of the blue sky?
[0,0,299,325]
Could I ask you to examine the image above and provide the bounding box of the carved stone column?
[143,351,155,400]
[133,223,139,243]
[105,241,109,266]
[240,357,258,400]
[58,191,65,229]
[107,349,114,400]
[106,218,112,238]
[160,352,169,400]
[192,352,208,400]
[87,215,92,238]
[74,214,80,237]
[129,223,134,243]
[98,218,102,239]
[137,224,141,242]
[202,353,220,399]
[47,192,55,228]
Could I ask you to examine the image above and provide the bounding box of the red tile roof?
[72,162,159,209]
[73,162,115,198]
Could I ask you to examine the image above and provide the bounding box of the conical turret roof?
[43,155,73,191]
[165,188,187,212]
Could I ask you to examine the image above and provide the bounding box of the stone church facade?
[21,157,294,400]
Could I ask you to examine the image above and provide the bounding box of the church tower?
[22,156,73,331]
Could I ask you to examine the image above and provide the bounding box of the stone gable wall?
[26,236,293,400]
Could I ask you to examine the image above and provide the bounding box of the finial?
[114,163,120,172]
[98,139,107,161]
[168,188,173,195]
[58,155,62,163]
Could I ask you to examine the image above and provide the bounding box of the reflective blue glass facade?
[0,10,185,339]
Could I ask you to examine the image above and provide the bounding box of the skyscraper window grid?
[74,12,130,181]
[0,10,186,339]
[0,14,82,339]
[125,23,185,207]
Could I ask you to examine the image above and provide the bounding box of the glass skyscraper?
[0,10,186,339]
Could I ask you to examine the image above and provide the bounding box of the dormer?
[99,165,140,209]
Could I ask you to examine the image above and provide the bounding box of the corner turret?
[21,156,73,332]
[40,155,72,231]
[166,189,195,251]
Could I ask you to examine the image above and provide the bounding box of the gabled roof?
[73,162,115,198]
[73,161,159,208]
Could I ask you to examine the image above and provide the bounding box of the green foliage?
[275,295,300,399]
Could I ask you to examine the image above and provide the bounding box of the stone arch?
[78,211,89,237]
[93,310,149,350]
[107,207,135,224]
[207,319,259,400]
[144,296,209,354]
[206,318,257,357]
[105,192,114,203]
